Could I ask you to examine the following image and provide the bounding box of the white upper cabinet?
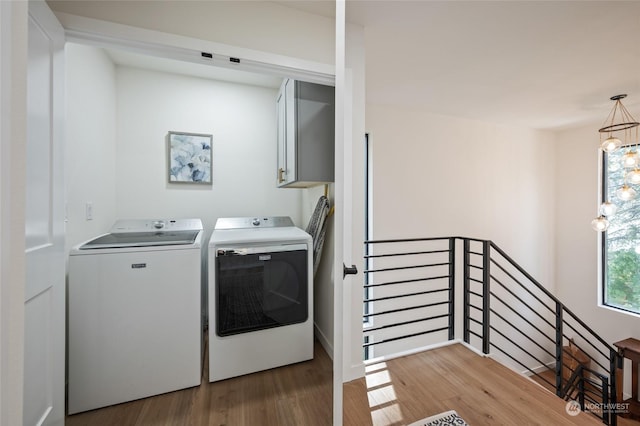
[276,78,335,188]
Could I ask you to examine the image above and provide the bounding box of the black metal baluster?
[556,303,563,397]
[448,237,455,341]
[578,367,585,410]
[602,375,610,426]
[463,239,470,344]
[610,349,621,426]
[482,240,490,355]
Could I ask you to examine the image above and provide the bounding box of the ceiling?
[276,0,640,131]
[105,1,640,132]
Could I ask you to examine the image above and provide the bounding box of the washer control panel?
[215,216,294,230]
[110,218,203,233]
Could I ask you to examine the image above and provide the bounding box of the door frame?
[0,2,29,425]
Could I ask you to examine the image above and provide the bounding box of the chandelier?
[592,94,640,232]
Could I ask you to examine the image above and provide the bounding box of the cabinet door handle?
[278,167,285,183]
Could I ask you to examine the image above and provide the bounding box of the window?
[602,146,640,315]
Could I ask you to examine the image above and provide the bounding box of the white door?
[335,2,366,424]
[24,1,65,425]
[333,3,346,423]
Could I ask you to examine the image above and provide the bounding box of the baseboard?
[343,362,366,383]
[459,343,557,378]
[312,324,365,383]
[523,361,555,377]
[460,341,490,358]
[364,339,463,366]
[314,323,333,361]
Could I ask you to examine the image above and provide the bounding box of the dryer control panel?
[214,216,294,230]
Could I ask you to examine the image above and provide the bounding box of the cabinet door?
[276,78,297,187]
[284,79,296,185]
[276,80,287,185]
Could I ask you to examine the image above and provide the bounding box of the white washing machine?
[208,216,313,382]
[68,218,203,415]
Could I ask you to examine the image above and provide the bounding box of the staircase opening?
[362,236,623,425]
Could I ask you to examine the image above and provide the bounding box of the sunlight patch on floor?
[365,369,391,388]
[367,384,397,407]
[365,361,406,426]
[371,403,403,425]
[365,362,388,374]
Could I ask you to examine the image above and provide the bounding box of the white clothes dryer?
[68,218,203,414]
[208,217,313,382]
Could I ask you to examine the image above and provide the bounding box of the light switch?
[85,202,93,221]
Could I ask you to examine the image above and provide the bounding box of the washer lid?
[79,230,200,249]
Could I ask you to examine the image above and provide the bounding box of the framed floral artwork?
[167,131,212,184]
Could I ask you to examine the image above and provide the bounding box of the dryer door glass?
[216,249,308,336]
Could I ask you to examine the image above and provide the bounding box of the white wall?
[368,104,557,285]
[65,43,117,250]
[555,123,640,395]
[365,103,558,358]
[64,46,305,241]
[47,0,335,66]
[114,66,302,232]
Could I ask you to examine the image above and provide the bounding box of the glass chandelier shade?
[628,169,640,185]
[591,216,610,232]
[599,201,618,216]
[617,184,637,201]
[623,151,639,168]
[601,136,622,153]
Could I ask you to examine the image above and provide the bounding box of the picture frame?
[167,131,212,184]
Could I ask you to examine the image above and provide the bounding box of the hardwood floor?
[67,341,626,426]
[65,339,333,426]
[344,343,606,426]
